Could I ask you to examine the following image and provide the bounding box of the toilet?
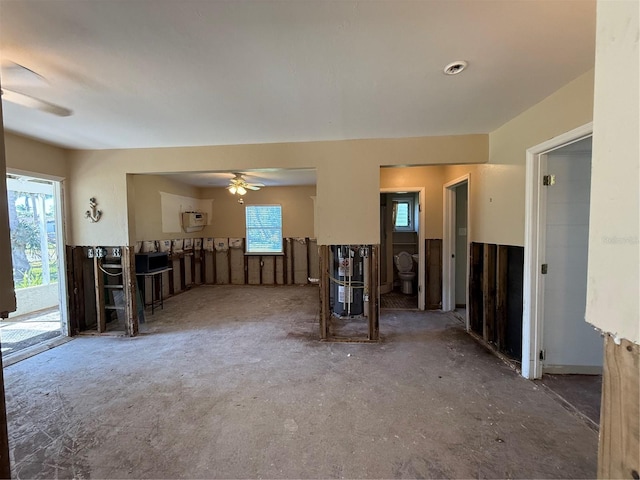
[394,251,416,294]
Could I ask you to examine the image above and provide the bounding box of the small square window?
[393,197,414,232]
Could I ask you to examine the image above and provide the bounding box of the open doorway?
[379,188,425,311]
[442,175,470,327]
[2,173,67,360]
[523,124,601,426]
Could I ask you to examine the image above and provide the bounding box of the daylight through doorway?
[2,174,63,358]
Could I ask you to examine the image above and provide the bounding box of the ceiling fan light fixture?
[229,185,237,195]
[237,186,247,196]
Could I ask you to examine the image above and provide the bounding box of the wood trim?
[598,335,640,479]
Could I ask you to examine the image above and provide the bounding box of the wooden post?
[290,238,296,284]
[319,245,330,340]
[482,243,496,343]
[179,255,186,291]
[93,252,106,333]
[168,256,175,295]
[598,335,640,479]
[283,239,288,285]
[368,245,380,341]
[244,242,249,285]
[273,256,277,285]
[306,238,310,284]
[122,246,138,337]
[496,245,508,352]
[191,251,196,285]
[211,249,218,285]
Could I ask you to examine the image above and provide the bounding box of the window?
[245,205,283,254]
[393,197,414,231]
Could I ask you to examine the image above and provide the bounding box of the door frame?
[380,187,426,310]
[522,122,593,379]
[442,175,470,329]
[6,168,70,336]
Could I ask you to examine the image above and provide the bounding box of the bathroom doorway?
[379,191,422,310]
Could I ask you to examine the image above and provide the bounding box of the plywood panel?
[204,251,215,284]
[598,335,640,479]
[247,256,261,285]
[496,246,508,351]
[215,251,229,284]
[184,254,193,287]
[469,242,483,335]
[275,256,284,285]
[229,247,245,285]
[293,239,308,284]
[426,239,442,310]
[171,258,182,293]
[262,256,276,285]
[308,240,319,280]
[483,243,497,344]
[505,246,524,360]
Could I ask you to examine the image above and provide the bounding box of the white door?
[542,141,603,373]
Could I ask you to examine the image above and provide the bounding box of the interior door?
[542,142,603,373]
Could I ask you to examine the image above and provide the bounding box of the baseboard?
[543,364,603,375]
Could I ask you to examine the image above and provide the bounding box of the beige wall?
[586,0,639,343]
[4,132,69,180]
[200,186,316,239]
[4,133,71,242]
[131,174,209,242]
[437,69,595,247]
[68,134,488,246]
[380,165,446,239]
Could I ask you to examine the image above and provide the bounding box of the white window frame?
[393,195,415,232]
[245,204,284,255]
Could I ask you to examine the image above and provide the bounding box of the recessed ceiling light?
[443,60,468,75]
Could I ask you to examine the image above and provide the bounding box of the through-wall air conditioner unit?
[182,211,207,233]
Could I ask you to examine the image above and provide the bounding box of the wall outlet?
[112,247,122,258]
[87,248,94,258]
[95,247,107,258]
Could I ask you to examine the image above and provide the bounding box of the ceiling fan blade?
[1,88,72,117]
[246,185,261,191]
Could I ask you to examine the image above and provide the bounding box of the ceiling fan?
[0,61,72,117]
[227,173,264,195]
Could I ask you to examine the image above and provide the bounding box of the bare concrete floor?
[4,286,597,479]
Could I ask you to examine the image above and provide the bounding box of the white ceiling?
[0,0,596,151]
[167,169,317,188]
